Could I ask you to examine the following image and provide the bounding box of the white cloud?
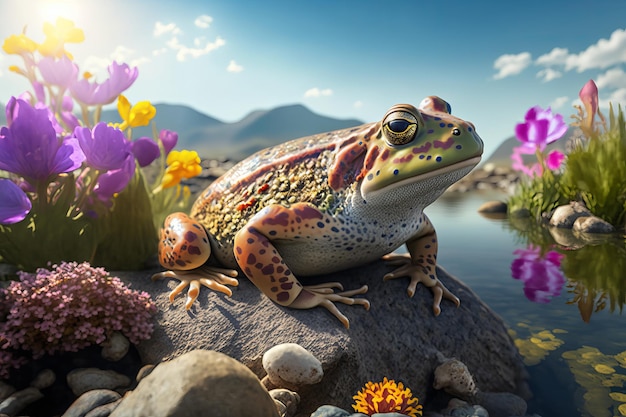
[227,60,243,73]
[167,36,226,61]
[565,28,626,72]
[536,47,570,66]
[304,87,333,98]
[596,67,626,89]
[154,21,181,38]
[194,15,213,29]
[606,88,626,106]
[82,46,150,78]
[493,52,532,79]
[353,100,363,108]
[536,68,562,82]
[550,96,569,109]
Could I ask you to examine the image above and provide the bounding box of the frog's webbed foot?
[290,282,370,329]
[152,266,239,310]
[382,253,459,315]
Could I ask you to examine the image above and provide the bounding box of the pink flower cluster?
[0,261,156,377]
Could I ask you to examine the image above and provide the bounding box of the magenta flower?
[511,146,565,177]
[545,150,565,170]
[70,62,138,106]
[132,137,160,167]
[579,79,599,133]
[515,106,568,151]
[0,179,32,224]
[0,98,84,183]
[511,245,565,303]
[159,129,178,154]
[74,123,133,171]
[38,55,78,89]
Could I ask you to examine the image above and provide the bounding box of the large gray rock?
[119,260,529,415]
[549,201,591,228]
[110,350,278,417]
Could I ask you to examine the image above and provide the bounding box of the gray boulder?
[119,260,529,415]
[573,216,616,234]
[549,201,591,228]
[110,350,278,417]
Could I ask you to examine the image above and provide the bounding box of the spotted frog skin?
[153,96,483,328]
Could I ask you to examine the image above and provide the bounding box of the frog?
[153,96,483,328]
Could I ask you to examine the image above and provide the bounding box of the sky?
[0,0,625,159]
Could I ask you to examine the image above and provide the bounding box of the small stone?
[67,368,131,397]
[262,343,323,390]
[509,207,530,218]
[274,399,287,417]
[572,216,616,234]
[31,368,56,390]
[477,200,507,214]
[101,332,130,362]
[474,391,527,417]
[269,389,300,417]
[443,399,488,417]
[0,387,44,416]
[0,382,16,402]
[135,364,155,382]
[433,358,478,398]
[61,389,121,417]
[549,201,591,228]
[310,405,351,417]
[84,398,122,417]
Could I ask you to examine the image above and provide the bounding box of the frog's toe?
[152,268,239,309]
[292,283,370,329]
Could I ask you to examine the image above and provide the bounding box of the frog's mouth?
[362,156,482,200]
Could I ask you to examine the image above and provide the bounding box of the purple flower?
[132,137,160,167]
[515,106,568,151]
[0,179,32,224]
[70,62,138,106]
[38,55,78,89]
[93,154,135,202]
[0,98,84,182]
[511,245,565,303]
[159,129,178,154]
[74,123,133,171]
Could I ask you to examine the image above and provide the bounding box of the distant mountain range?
[100,103,363,160]
[0,101,574,165]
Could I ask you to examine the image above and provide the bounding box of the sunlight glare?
[37,0,82,23]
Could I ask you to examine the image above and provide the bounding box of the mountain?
[101,103,363,160]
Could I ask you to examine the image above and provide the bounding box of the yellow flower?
[161,150,202,189]
[352,378,422,416]
[117,95,157,130]
[38,17,84,58]
[2,33,37,55]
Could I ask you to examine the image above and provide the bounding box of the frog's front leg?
[153,213,239,309]
[382,214,460,315]
[234,203,370,328]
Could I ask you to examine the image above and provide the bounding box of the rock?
[109,349,279,417]
[473,391,527,417]
[135,364,155,382]
[477,200,507,214]
[509,207,530,218]
[61,389,121,417]
[30,368,56,390]
[572,216,616,234]
[269,389,300,417]
[0,382,15,402]
[101,332,130,362]
[67,368,131,397]
[433,358,478,398]
[124,262,529,415]
[262,343,323,391]
[84,398,122,417]
[310,405,351,417]
[0,387,44,416]
[549,201,591,228]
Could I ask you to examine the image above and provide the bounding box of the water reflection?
[503,215,626,322]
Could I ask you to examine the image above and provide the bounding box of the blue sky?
[0,0,625,159]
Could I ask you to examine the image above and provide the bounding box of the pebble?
[549,201,591,228]
[433,358,478,398]
[61,389,121,417]
[474,391,527,417]
[477,200,508,214]
[262,343,323,391]
[67,368,131,397]
[572,215,616,234]
[269,388,300,417]
[0,387,44,416]
[30,368,56,390]
[443,399,488,417]
[135,364,155,382]
[100,332,130,362]
[0,382,15,402]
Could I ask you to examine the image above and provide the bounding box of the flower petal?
[0,179,32,224]
[159,129,178,154]
[132,137,160,167]
[94,155,136,201]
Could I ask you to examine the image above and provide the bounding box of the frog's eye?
[382,111,418,146]
[452,128,461,136]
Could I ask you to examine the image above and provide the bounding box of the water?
[423,191,626,417]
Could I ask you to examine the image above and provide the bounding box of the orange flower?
[353,377,422,416]
[161,150,202,189]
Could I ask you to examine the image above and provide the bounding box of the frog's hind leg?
[233,203,370,328]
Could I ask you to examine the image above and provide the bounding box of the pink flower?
[515,106,567,151]
[579,79,598,132]
[511,245,565,303]
[546,150,565,170]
